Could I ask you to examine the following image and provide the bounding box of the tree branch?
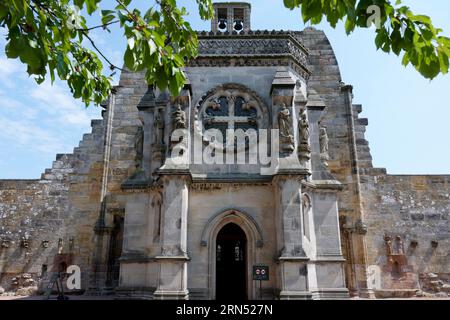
[82,31,125,72]
[76,20,119,32]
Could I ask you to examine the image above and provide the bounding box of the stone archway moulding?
[200,209,264,248]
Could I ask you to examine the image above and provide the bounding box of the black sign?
[253,265,269,281]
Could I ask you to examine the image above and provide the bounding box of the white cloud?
[0,57,22,76]
[0,116,66,154]
[0,93,24,109]
[0,77,101,161]
[30,81,93,126]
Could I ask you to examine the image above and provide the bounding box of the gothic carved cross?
[204,96,256,131]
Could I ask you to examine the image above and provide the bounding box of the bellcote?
[211,2,251,33]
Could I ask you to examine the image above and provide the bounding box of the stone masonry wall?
[362,174,450,296]
[0,118,106,293]
[352,101,450,296]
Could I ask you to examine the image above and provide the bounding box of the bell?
[234,19,243,31]
[218,19,227,30]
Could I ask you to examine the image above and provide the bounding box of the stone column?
[341,84,375,299]
[275,175,310,300]
[153,175,190,300]
[154,80,191,299]
[227,7,233,33]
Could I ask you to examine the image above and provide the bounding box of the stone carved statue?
[172,104,187,130]
[299,112,310,144]
[153,109,165,145]
[277,103,295,153]
[298,109,311,161]
[278,103,292,137]
[319,125,330,165]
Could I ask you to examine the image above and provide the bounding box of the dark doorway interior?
[216,223,247,300]
[106,215,124,288]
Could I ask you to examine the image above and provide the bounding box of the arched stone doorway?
[216,223,247,300]
[202,209,264,300]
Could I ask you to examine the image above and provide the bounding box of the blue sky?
[0,0,449,179]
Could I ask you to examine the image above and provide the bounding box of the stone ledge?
[313,255,346,263]
[303,180,343,191]
[153,289,189,300]
[278,256,310,262]
[114,287,156,300]
[311,288,350,300]
[154,255,191,261]
[375,289,418,299]
[119,254,157,263]
[279,291,312,300]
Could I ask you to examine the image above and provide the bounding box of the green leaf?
[124,48,135,69]
[85,0,100,15]
[438,47,449,74]
[101,10,116,25]
[56,52,68,78]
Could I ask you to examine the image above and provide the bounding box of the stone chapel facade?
[1,3,449,299]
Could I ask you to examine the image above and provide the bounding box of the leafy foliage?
[0,0,448,107]
[0,0,213,105]
[284,0,450,80]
